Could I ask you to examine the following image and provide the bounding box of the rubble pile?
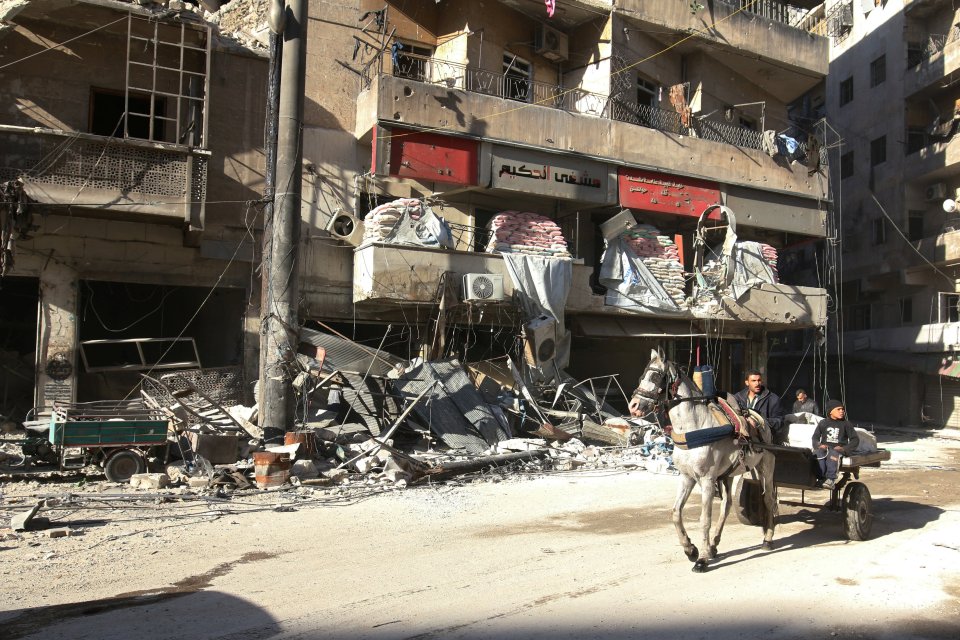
[485,211,571,259]
[619,223,686,305]
[362,198,423,243]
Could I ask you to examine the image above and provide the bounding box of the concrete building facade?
[825,0,960,429]
[1,0,832,424]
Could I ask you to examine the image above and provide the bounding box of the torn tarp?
[502,252,573,368]
[394,359,508,454]
[599,236,682,313]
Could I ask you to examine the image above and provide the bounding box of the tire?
[843,482,873,541]
[104,449,145,483]
[736,478,766,527]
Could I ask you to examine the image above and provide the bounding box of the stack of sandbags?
[362,198,422,243]
[760,243,779,283]
[620,224,686,305]
[485,211,571,259]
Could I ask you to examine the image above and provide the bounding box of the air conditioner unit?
[534,24,569,62]
[462,273,506,302]
[926,182,947,201]
[523,314,557,367]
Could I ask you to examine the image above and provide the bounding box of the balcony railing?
[0,125,207,218]
[907,27,960,68]
[385,53,826,162]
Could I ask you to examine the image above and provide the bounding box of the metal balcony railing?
[388,53,828,161]
[907,27,960,68]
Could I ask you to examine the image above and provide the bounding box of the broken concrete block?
[130,473,171,490]
[165,463,189,484]
[187,477,210,488]
[382,468,411,484]
[46,528,71,539]
[353,457,373,474]
[322,468,347,483]
[290,459,319,479]
[10,502,42,532]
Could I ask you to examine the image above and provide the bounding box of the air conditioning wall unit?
[462,273,506,302]
[534,24,569,62]
[524,314,557,367]
[926,182,947,201]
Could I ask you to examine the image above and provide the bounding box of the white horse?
[628,350,778,572]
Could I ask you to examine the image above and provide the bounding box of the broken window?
[940,292,960,322]
[393,42,433,81]
[124,13,210,146]
[90,88,166,140]
[503,54,531,102]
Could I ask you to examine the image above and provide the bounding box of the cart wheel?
[104,450,145,483]
[843,481,873,541]
[736,478,766,527]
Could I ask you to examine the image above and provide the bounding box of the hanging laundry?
[761,130,778,158]
[668,84,692,129]
[776,134,800,161]
[390,41,404,68]
[485,211,571,259]
[545,0,556,18]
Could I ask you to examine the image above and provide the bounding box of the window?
[872,217,886,245]
[907,42,924,69]
[840,151,854,179]
[940,292,960,322]
[503,54,531,102]
[845,303,872,331]
[90,88,166,141]
[637,77,657,108]
[900,297,913,325]
[870,135,886,166]
[870,55,886,87]
[393,43,433,81]
[906,127,927,155]
[908,210,925,241]
[839,77,854,106]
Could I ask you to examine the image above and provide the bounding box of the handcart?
[43,400,171,482]
[736,444,891,541]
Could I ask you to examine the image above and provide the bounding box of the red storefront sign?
[618,168,721,218]
[376,127,479,186]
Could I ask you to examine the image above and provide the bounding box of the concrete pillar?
[34,263,78,409]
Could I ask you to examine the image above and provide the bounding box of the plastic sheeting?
[501,253,573,369]
[599,236,682,313]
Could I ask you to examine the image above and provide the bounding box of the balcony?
[359,74,827,200]
[353,243,827,329]
[903,133,960,182]
[915,226,960,266]
[0,125,208,228]
[905,28,960,97]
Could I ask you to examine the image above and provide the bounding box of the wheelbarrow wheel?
[104,450,145,483]
[843,481,873,541]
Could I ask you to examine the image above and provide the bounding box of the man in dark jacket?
[792,388,820,415]
[812,399,860,489]
[734,369,786,444]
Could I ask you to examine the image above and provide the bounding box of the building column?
[35,263,78,409]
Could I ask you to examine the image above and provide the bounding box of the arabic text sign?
[618,167,720,218]
[490,146,611,203]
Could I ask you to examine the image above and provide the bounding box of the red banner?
[618,168,721,218]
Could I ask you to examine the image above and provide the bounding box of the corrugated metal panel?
[923,375,960,428]
[395,359,507,453]
[299,327,403,376]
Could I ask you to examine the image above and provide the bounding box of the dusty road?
[1,430,959,640]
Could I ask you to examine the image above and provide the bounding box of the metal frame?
[79,337,201,373]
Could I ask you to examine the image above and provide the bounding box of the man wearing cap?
[812,400,860,489]
[734,369,786,445]
[792,388,820,415]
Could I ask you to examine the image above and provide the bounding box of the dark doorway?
[0,277,39,424]
[77,281,245,399]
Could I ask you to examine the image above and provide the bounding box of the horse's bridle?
[633,359,713,412]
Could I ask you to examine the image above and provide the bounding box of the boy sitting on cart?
[812,399,860,490]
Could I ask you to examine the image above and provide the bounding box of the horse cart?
[19,400,170,482]
[737,444,891,541]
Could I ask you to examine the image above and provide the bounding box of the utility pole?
[259,0,307,444]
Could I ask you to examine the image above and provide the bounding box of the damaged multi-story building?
[1,0,833,425]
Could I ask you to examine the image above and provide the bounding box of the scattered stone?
[130,473,171,490]
[46,528,71,539]
[290,459,319,479]
[187,477,210,488]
